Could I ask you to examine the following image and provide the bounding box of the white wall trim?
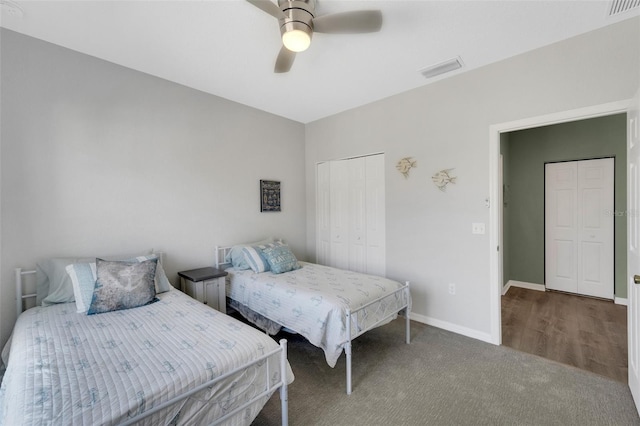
[616,297,628,306]
[505,280,546,294]
[489,99,632,346]
[410,312,494,344]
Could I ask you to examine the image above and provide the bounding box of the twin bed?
[0,242,411,424]
[1,253,291,425]
[216,239,412,395]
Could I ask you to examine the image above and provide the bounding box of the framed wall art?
[260,180,281,212]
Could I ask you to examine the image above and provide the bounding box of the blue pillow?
[66,261,98,313]
[261,245,301,274]
[87,258,158,315]
[242,242,283,273]
[242,246,270,273]
[225,237,274,270]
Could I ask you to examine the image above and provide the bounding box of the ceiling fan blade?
[246,0,286,20]
[275,46,296,73]
[313,10,382,34]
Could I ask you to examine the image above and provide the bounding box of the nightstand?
[178,267,228,313]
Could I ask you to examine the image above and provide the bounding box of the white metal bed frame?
[14,262,290,426]
[215,245,411,395]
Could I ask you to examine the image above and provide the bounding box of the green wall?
[502,113,627,298]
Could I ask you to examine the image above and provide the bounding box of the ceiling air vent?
[419,57,464,80]
[609,0,640,16]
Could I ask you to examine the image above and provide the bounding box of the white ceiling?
[1,0,638,123]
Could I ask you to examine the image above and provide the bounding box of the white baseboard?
[505,281,624,304]
[504,280,546,294]
[409,312,494,345]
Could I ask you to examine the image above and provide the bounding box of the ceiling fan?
[247,0,383,73]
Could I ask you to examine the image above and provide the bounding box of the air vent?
[419,57,464,79]
[609,0,640,16]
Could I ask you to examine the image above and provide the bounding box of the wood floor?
[502,286,628,383]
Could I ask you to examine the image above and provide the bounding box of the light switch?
[472,223,486,234]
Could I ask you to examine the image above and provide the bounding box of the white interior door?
[545,162,579,293]
[628,90,640,413]
[577,158,614,299]
[545,159,614,299]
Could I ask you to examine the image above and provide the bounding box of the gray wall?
[503,114,627,298]
[0,29,307,348]
[305,18,640,339]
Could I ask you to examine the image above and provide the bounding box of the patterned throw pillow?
[67,254,170,313]
[261,244,301,274]
[87,258,158,315]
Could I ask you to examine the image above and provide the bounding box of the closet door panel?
[576,158,614,299]
[349,157,367,273]
[545,162,578,293]
[330,160,349,270]
[316,161,331,265]
[366,154,386,276]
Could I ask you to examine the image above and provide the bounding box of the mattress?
[0,288,293,425]
[226,262,410,367]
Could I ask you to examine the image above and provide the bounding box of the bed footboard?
[343,281,411,395]
[119,339,290,426]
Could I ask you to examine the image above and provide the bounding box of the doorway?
[499,115,626,379]
[490,102,628,382]
[489,101,631,344]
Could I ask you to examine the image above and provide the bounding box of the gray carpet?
[252,318,640,425]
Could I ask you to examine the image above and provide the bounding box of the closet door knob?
[634,275,640,285]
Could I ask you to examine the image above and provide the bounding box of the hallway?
[502,286,627,383]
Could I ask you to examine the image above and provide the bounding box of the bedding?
[226,261,411,367]
[0,288,293,425]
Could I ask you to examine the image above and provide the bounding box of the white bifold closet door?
[545,158,614,299]
[316,154,385,276]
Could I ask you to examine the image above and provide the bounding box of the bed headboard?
[15,252,166,319]
[15,268,37,319]
[215,246,232,269]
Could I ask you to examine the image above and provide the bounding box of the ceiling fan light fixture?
[280,20,313,52]
[283,29,311,52]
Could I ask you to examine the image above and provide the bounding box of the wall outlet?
[448,283,456,295]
